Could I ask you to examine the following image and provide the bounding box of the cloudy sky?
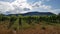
[0,0,60,14]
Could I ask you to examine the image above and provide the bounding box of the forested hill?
[21,12,56,16]
[2,12,56,16]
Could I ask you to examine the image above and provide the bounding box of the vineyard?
[0,14,60,34]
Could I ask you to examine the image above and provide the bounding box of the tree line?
[0,14,60,30]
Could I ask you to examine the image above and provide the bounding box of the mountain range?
[5,12,56,16]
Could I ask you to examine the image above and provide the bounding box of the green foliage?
[0,14,60,30]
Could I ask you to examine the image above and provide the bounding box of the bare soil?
[0,24,60,34]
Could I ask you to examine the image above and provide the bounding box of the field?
[0,23,60,34]
[0,14,60,34]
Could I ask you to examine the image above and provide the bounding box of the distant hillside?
[3,12,56,16]
[21,12,56,16]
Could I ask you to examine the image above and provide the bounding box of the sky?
[0,0,60,14]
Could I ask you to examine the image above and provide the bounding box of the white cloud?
[32,1,51,11]
[0,0,33,14]
[11,0,32,9]
[0,0,60,14]
[0,1,14,14]
[10,0,33,14]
